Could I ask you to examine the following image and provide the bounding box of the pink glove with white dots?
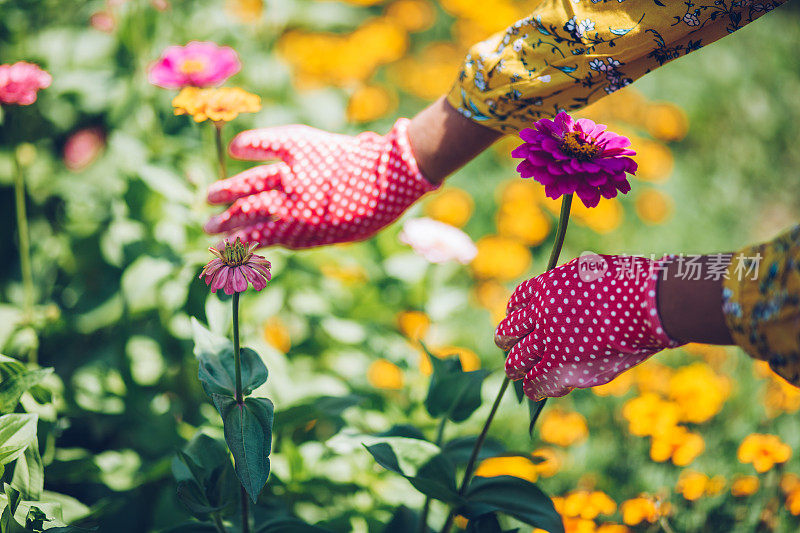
[494,255,684,401]
[204,118,437,249]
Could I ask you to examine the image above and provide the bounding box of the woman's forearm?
[408,96,504,186]
[658,255,734,345]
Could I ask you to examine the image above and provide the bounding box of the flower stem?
[439,194,573,533]
[215,123,227,180]
[13,148,36,364]
[231,293,248,533]
[418,416,449,532]
[212,513,228,533]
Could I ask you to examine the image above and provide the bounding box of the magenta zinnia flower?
[0,62,51,106]
[148,41,241,89]
[199,238,271,295]
[512,111,637,208]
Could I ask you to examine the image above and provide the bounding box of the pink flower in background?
[399,217,477,264]
[0,62,52,106]
[148,41,241,89]
[64,128,105,171]
[199,237,271,295]
[512,111,637,208]
[90,11,116,33]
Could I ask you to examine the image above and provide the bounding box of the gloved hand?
[204,118,437,249]
[494,255,684,401]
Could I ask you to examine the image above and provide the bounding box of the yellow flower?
[706,475,726,496]
[737,434,792,473]
[531,447,561,478]
[570,198,623,234]
[635,189,673,225]
[633,360,673,395]
[668,363,730,423]
[758,361,800,417]
[320,263,368,285]
[473,280,510,323]
[562,517,598,533]
[474,455,538,483]
[646,103,689,142]
[387,43,461,100]
[262,316,291,353]
[731,475,759,497]
[787,487,800,516]
[425,188,474,228]
[592,371,633,397]
[471,235,532,281]
[225,0,263,23]
[632,140,674,183]
[596,524,630,533]
[454,515,468,529]
[675,470,709,501]
[172,87,261,123]
[683,343,729,368]
[397,310,430,342]
[650,425,705,466]
[620,497,667,526]
[780,473,800,494]
[346,84,396,123]
[385,0,435,32]
[621,393,680,437]
[420,345,481,375]
[562,490,616,520]
[496,202,551,245]
[367,359,404,390]
[539,409,588,447]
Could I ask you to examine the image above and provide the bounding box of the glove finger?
[494,305,537,351]
[207,163,290,205]
[504,332,542,381]
[506,278,537,315]
[522,362,574,402]
[204,190,287,234]
[228,125,314,162]
[226,218,319,250]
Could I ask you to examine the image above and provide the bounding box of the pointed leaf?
[382,506,419,533]
[213,395,273,503]
[461,476,564,533]
[10,436,43,500]
[0,368,52,414]
[425,351,490,423]
[0,414,37,466]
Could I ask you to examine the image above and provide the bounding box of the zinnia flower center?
[180,59,207,75]
[560,131,601,161]
[221,238,253,266]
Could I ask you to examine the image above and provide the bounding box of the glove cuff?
[388,118,440,195]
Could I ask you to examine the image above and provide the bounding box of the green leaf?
[159,523,219,533]
[0,414,37,467]
[0,484,25,533]
[461,476,564,533]
[441,437,506,466]
[466,514,502,533]
[0,368,52,414]
[273,395,361,430]
[24,506,47,530]
[10,436,43,500]
[528,399,547,436]
[425,350,490,423]
[192,319,268,398]
[363,442,459,504]
[254,517,332,532]
[382,506,419,533]
[172,434,238,518]
[212,395,274,503]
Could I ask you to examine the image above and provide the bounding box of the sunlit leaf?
[0,414,37,467]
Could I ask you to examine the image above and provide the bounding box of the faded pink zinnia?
[148,41,241,90]
[512,111,637,208]
[199,237,271,295]
[0,62,52,106]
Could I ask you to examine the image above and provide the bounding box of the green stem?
[418,417,449,532]
[439,194,573,533]
[212,513,228,533]
[13,148,36,364]
[231,293,248,533]
[215,123,227,180]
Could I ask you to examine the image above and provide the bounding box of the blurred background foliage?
[1,0,799,531]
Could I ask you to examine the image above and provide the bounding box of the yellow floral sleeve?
[723,225,800,387]
[447,1,786,132]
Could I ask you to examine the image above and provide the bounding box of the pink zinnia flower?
[0,62,52,106]
[399,217,477,264]
[64,127,105,171]
[199,237,271,295]
[148,41,241,89]
[512,111,637,208]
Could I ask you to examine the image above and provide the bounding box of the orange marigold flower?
[562,517,597,533]
[596,524,630,533]
[622,393,680,437]
[540,409,588,447]
[173,86,261,123]
[397,310,430,342]
[738,434,792,473]
[562,490,617,519]
[262,316,291,353]
[731,475,760,497]
[367,359,404,390]
[676,470,710,501]
[425,188,474,228]
[470,235,532,281]
[668,363,730,423]
[787,486,800,516]
[531,447,562,478]
[620,497,660,526]
[592,371,633,397]
[650,425,705,466]
[474,455,538,483]
[780,473,800,494]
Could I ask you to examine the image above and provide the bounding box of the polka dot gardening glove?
[204,118,438,249]
[494,255,684,401]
